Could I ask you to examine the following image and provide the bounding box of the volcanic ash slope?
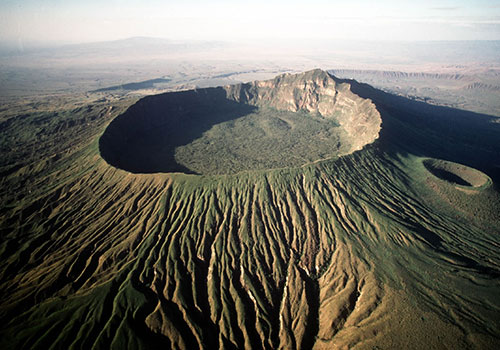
[0,70,499,350]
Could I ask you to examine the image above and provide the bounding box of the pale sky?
[1,0,499,44]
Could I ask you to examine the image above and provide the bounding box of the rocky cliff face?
[224,69,382,152]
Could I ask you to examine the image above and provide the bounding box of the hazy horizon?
[1,0,499,47]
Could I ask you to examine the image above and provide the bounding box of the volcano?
[1,70,499,349]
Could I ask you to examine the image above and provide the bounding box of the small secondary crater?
[99,69,381,175]
[423,159,490,188]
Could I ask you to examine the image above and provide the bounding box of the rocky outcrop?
[224,69,382,152]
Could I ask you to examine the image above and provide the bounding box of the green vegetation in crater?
[175,107,347,175]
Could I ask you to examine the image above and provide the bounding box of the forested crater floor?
[1,70,499,349]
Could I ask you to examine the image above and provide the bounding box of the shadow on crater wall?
[423,159,490,187]
[341,78,500,183]
[99,88,257,174]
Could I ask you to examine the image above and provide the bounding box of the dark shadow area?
[427,167,472,186]
[423,159,490,187]
[423,163,472,187]
[442,251,500,278]
[340,78,500,183]
[92,78,171,92]
[298,267,320,350]
[406,222,443,249]
[99,87,257,174]
[409,218,500,278]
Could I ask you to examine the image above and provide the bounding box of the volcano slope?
[0,69,499,349]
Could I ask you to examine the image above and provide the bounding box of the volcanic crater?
[423,158,491,188]
[99,69,382,175]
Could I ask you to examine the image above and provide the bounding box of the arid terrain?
[0,39,499,349]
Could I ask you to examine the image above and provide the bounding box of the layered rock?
[224,69,382,151]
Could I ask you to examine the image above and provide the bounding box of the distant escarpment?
[99,69,381,174]
[329,69,470,81]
